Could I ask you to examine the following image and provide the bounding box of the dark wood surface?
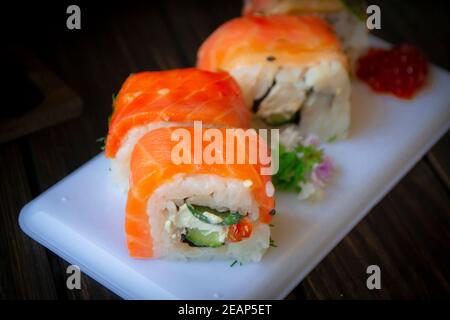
[1,0,449,299]
[0,50,83,144]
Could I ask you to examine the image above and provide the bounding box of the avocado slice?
[186,203,243,226]
[183,228,224,247]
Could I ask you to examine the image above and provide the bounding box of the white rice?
[147,174,271,262]
[110,121,200,191]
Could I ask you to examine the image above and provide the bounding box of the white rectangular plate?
[19,39,450,299]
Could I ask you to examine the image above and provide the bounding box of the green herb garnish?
[269,237,278,248]
[272,143,324,193]
[96,137,106,151]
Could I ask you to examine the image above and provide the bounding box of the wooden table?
[1,0,449,299]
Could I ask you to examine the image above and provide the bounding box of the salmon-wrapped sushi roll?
[126,127,275,262]
[242,0,368,66]
[197,15,351,141]
[105,68,250,189]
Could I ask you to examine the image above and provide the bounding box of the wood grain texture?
[428,132,450,190]
[0,0,448,299]
[0,50,82,144]
[0,141,57,299]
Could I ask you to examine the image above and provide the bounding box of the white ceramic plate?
[19,39,450,299]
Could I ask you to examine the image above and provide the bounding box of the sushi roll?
[125,127,275,262]
[105,68,250,189]
[197,15,351,141]
[242,0,368,67]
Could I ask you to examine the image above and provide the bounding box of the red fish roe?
[356,44,428,99]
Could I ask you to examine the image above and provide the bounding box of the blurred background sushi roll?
[242,0,368,67]
[105,68,250,190]
[197,15,351,142]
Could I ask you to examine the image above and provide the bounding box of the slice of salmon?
[197,15,347,72]
[125,126,275,258]
[105,68,250,158]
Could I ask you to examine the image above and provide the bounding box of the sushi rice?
[111,121,215,190]
[148,174,270,262]
[231,60,351,141]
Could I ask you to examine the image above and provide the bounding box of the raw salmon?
[105,68,250,158]
[197,15,347,72]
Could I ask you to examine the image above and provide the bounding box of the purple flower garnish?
[311,156,334,187]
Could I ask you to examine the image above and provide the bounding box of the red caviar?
[356,44,428,99]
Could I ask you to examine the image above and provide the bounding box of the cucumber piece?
[183,228,224,247]
[186,203,243,226]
